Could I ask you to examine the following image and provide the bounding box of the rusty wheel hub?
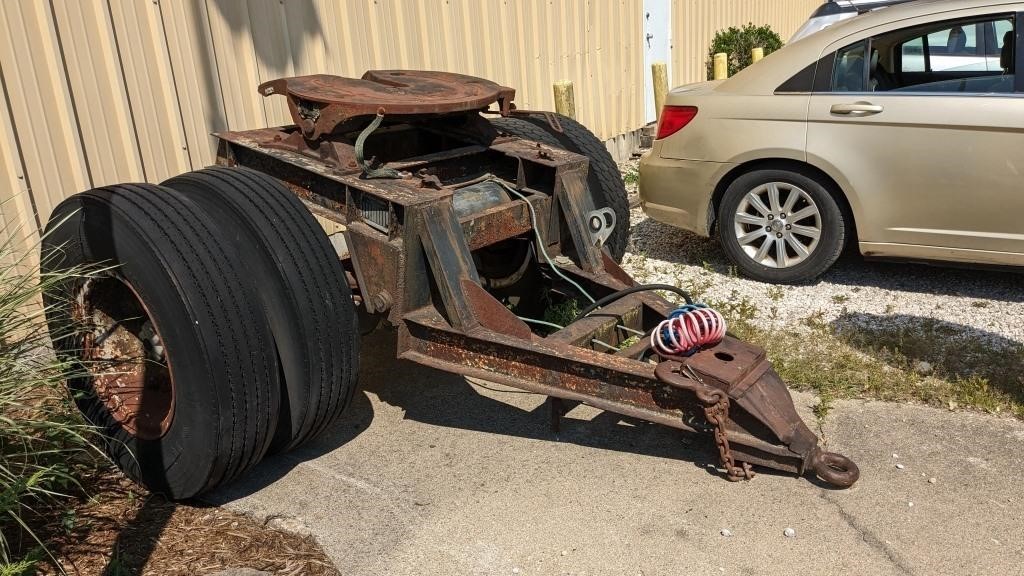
[75,276,174,440]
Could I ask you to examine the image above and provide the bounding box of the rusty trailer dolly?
[43,71,858,499]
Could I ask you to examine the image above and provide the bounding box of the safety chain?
[682,365,754,482]
[702,393,755,482]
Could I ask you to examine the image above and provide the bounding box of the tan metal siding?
[108,0,191,182]
[158,0,229,168]
[0,0,812,259]
[50,0,145,186]
[672,0,820,86]
[0,0,91,230]
[0,80,38,272]
[204,0,268,130]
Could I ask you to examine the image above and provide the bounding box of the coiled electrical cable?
[650,304,726,357]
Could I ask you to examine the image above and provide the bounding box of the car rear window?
[789,13,1018,94]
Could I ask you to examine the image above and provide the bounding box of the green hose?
[355,113,402,179]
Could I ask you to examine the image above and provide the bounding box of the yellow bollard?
[651,62,669,121]
[752,47,765,63]
[713,52,728,80]
[553,80,576,119]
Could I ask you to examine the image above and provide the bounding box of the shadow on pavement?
[209,329,722,503]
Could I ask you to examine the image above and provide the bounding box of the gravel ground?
[618,155,1024,350]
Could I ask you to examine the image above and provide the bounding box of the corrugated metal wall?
[671,0,820,85]
[0,0,645,260]
[0,0,813,262]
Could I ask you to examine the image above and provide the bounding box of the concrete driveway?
[209,330,1024,576]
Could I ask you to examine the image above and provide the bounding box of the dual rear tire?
[42,168,358,499]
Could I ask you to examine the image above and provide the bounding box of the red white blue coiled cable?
[651,304,726,357]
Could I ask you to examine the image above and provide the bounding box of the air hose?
[355,112,402,179]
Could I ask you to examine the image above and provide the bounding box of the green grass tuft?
[727,310,1024,420]
[621,166,639,185]
[542,297,581,329]
[0,227,104,569]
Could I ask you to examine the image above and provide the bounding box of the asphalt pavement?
[209,330,1024,576]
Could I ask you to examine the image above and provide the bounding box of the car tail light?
[656,106,698,140]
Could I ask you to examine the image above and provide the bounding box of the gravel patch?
[617,156,1024,349]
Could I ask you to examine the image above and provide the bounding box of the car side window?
[828,14,1016,94]
[901,37,926,72]
[907,20,1000,73]
[832,40,868,91]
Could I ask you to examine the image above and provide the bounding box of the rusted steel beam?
[459,200,533,251]
[554,166,603,272]
[415,202,482,332]
[399,307,702,434]
[346,222,404,320]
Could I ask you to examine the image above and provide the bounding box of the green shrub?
[0,227,101,570]
[706,23,784,79]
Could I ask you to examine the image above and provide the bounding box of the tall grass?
[0,224,102,570]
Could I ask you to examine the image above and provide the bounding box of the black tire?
[42,184,280,499]
[717,169,845,284]
[490,115,630,261]
[163,167,359,453]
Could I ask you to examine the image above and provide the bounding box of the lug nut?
[767,214,774,220]
[786,224,792,230]
[765,226,772,231]
[776,232,783,238]
[780,213,786,219]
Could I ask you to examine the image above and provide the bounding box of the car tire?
[490,115,630,261]
[717,169,845,284]
[42,184,280,499]
[163,167,360,453]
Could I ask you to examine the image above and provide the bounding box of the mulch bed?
[27,472,339,575]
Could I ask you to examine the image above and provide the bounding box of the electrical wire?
[489,179,596,304]
[517,316,619,352]
[491,178,703,351]
[579,313,646,337]
[517,316,564,331]
[589,339,620,353]
[616,324,646,337]
[573,284,693,322]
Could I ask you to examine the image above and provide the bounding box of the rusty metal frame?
[212,72,859,487]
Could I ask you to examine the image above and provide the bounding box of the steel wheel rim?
[73,275,175,440]
[733,182,822,269]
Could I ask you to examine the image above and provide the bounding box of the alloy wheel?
[732,182,822,269]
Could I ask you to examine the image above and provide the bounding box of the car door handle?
[830,102,883,116]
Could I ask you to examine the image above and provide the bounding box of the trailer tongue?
[46,70,858,499]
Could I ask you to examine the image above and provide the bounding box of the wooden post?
[553,80,576,119]
[651,62,669,121]
[713,53,728,80]
[751,47,765,63]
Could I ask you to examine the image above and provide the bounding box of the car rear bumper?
[637,152,733,237]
